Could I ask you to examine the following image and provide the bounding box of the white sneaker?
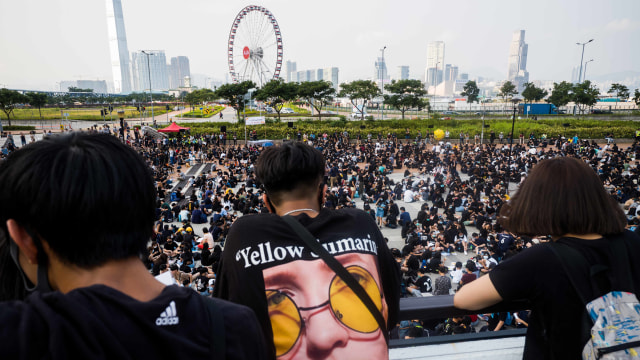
[464,251,468,255]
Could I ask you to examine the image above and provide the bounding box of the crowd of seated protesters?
[4,125,639,341]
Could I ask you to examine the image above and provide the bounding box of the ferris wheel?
[227,5,283,87]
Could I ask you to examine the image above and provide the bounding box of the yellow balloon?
[434,129,445,140]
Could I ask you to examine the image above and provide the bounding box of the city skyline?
[1,0,639,92]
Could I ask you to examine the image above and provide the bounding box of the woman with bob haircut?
[454,157,640,359]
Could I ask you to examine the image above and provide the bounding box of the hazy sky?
[1,0,638,90]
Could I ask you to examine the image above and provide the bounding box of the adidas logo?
[155,301,180,326]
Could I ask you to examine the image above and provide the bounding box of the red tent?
[158,122,190,133]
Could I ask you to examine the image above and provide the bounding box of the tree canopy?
[297,80,336,122]
[254,79,299,122]
[0,88,28,125]
[26,92,49,119]
[498,81,518,102]
[573,80,600,115]
[184,88,216,107]
[338,80,379,120]
[633,89,640,107]
[215,81,256,122]
[383,79,428,119]
[461,81,480,104]
[608,83,630,109]
[547,81,574,108]
[67,87,93,93]
[521,82,548,104]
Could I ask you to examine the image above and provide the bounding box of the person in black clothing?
[455,157,640,359]
[0,133,266,359]
[214,141,400,360]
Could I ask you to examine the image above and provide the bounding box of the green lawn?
[5,106,170,121]
[181,105,225,118]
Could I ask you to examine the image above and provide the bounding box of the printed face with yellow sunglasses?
[263,254,389,360]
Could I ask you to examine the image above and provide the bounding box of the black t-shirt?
[415,275,432,293]
[487,312,507,331]
[214,208,400,360]
[489,231,640,359]
[164,240,178,252]
[0,285,266,360]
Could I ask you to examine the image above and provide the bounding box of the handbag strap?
[281,215,389,344]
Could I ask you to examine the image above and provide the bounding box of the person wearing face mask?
[214,141,400,360]
[0,133,266,360]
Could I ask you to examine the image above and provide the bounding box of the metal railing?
[390,295,529,355]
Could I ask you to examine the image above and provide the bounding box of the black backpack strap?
[281,215,389,344]
[203,297,226,357]
[547,241,594,346]
[608,231,636,294]
[548,241,593,304]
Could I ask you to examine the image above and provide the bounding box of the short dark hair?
[498,157,626,237]
[255,142,324,205]
[0,133,156,268]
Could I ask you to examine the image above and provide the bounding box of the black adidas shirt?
[0,284,266,360]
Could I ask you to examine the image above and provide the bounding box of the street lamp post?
[379,46,386,120]
[583,59,594,81]
[576,39,594,83]
[244,88,256,144]
[141,50,155,125]
[507,102,518,195]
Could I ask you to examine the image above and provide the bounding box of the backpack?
[550,231,640,359]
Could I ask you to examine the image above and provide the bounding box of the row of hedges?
[176,118,640,140]
[1,125,36,131]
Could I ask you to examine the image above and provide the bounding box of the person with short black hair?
[433,265,451,295]
[214,141,400,360]
[0,133,266,359]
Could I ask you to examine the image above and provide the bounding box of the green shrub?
[2,125,36,131]
[175,118,640,140]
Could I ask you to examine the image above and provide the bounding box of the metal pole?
[576,39,593,83]
[578,44,585,83]
[507,104,517,195]
[583,59,594,81]
[380,46,386,120]
[142,51,154,124]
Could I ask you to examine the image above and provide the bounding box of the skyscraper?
[106,0,132,93]
[397,66,410,80]
[507,30,529,93]
[323,67,339,90]
[425,41,445,87]
[133,50,170,92]
[374,56,388,84]
[285,61,297,83]
[445,65,458,82]
[170,56,191,89]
